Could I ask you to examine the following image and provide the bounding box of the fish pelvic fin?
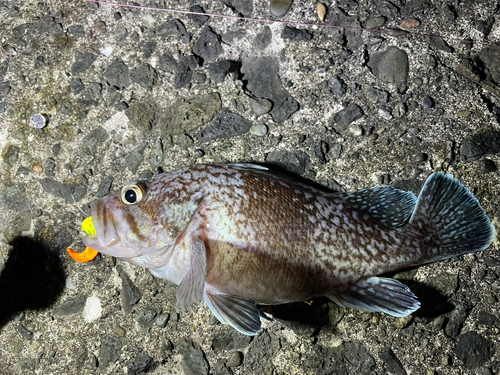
[330,277,420,317]
[409,172,495,263]
[204,290,262,336]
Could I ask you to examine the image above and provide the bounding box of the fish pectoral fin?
[204,290,262,336]
[175,238,207,313]
[330,277,420,317]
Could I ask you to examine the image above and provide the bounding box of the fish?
[82,164,495,335]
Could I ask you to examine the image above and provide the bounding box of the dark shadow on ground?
[0,236,66,329]
[258,280,452,334]
[403,280,454,317]
[260,297,332,333]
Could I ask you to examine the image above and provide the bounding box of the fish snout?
[89,200,120,248]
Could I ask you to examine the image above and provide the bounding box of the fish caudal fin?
[409,172,495,263]
[330,277,420,317]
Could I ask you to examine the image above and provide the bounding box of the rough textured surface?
[0,1,500,374]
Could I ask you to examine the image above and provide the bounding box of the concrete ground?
[0,0,499,374]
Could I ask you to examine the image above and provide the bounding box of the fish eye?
[121,181,146,205]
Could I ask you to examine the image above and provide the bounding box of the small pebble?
[30,114,47,129]
[270,0,293,17]
[480,159,497,173]
[400,18,421,29]
[248,97,272,116]
[100,46,113,57]
[457,110,471,118]
[155,313,170,328]
[115,101,129,111]
[65,277,76,290]
[348,124,363,136]
[44,157,56,176]
[316,3,327,22]
[113,12,122,21]
[369,37,384,45]
[440,354,450,365]
[33,165,43,174]
[141,14,157,28]
[378,107,393,120]
[16,324,33,340]
[113,326,126,337]
[83,296,102,323]
[423,96,434,108]
[414,77,424,87]
[393,102,407,118]
[226,351,244,367]
[3,44,16,56]
[331,144,342,159]
[365,16,386,29]
[431,316,446,331]
[250,124,268,136]
[393,315,413,329]
[94,20,107,33]
[361,312,373,321]
[0,83,11,96]
[162,338,174,353]
[194,149,205,157]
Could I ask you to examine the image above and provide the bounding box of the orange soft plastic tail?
[67,247,99,262]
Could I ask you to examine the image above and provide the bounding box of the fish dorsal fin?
[343,186,417,228]
[329,277,420,317]
[204,290,262,336]
[229,163,269,171]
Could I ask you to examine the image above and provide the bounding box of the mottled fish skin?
[83,164,495,335]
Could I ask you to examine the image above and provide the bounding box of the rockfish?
[82,164,495,335]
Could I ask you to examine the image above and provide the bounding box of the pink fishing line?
[0,48,7,59]
[86,0,412,37]
[86,0,499,47]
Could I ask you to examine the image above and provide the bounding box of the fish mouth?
[82,201,121,252]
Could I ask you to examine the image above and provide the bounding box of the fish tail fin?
[409,172,495,263]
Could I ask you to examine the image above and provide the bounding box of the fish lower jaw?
[82,235,95,243]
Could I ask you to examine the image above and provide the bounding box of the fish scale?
[81,164,495,335]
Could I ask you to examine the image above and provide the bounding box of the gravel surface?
[1,1,500,374]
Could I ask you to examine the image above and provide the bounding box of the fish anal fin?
[344,186,417,228]
[330,277,420,317]
[176,238,207,313]
[204,289,262,336]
